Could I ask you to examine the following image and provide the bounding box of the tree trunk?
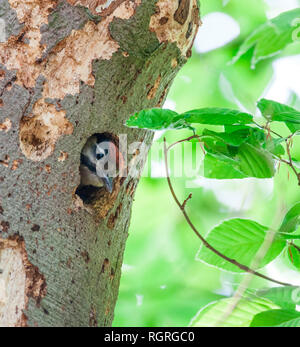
[0,0,200,327]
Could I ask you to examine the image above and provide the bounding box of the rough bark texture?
[0,0,200,327]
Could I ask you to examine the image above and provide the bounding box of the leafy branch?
[127,98,300,184]
[163,137,291,287]
[231,8,300,68]
[126,97,300,287]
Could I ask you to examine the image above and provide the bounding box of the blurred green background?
[113,0,300,327]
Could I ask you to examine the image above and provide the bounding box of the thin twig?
[253,120,283,139]
[285,138,300,185]
[291,242,300,254]
[266,133,299,185]
[163,137,292,287]
[167,135,201,152]
[272,156,299,184]
[182,193,193,209]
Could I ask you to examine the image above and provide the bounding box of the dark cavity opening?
[75,133,119,204]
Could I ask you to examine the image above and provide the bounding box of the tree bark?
[0,0,200,327]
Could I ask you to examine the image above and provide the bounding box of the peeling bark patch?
[0,0,23,39]
[40,1,90,59]
[44,165,51,173]
[0,239,25,327]
[66,0,131,17]
[1,0,141,97]
[147,74,161,100]
[1,0,141,161]
[0,1,58,89]
[42,0,141,99]
[149,0,200,57]
[107,203,122,229]
[171,58,178,68]
[125,179,134,195]
[19,100,73,161]
[58,151,69,162]
[0,118,12,132]
[11,159,22,171]
[0,221,9,233]
[174,0,190,25]
[0,236,46,327]
[0,155,9,168]
[22,247,47,307]
[15,313,28,327]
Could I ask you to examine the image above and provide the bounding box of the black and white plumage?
[80,135,117,193]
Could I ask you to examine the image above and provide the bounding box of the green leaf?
[277,317,300,327]
[203,139,276,179]
[126,107,253,130]
[182,108,254,125]
[250,309,300,327]
[243,128,266,147]
[257,286,298,310]
[204,152,247,179]
[257,99,300,132]
[287,244,300,270]
[263,138,286,156]
[280,203,300,234]
[222,124,285,156]
[222,125,284,156]
[202,134,232,156]
[224,125,252,133]
[190,297,278,327]
[232,9,300,67]
[196,219,286,273]
[125,109,186,130]
[203,128,255,147]
[238,143,275,178]
[279,233,300,240]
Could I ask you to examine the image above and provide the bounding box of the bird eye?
[104,149,109,155]
[96,153,104,160]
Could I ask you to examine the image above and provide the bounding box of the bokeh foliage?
[113,0,300,327]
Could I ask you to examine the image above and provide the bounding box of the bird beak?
[96,160,114,193]
[101,175,113,193]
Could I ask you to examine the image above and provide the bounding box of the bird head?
[80,135,125,193]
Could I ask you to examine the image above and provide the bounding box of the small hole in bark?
[101,258,110,273]
[75,133,124,219]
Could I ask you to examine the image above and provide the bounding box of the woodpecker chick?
[80,135,120,193]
